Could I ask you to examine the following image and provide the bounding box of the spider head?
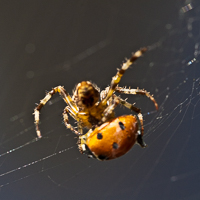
[74,81,100,108]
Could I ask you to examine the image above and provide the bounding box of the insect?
[78,115,146,160]
[34,47,158,160]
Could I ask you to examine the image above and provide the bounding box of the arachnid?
[34,47,158,160]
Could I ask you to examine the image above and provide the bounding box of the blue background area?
[0,1,199,200]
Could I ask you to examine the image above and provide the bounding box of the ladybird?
[78,115,146,161]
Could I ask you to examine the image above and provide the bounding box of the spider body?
[73,81,100,109]
[34,47,158,160]
[78,115,146,161]
[71,81,111,129]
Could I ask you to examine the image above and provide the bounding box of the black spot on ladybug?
[118,121,125,130]
[97,132,103,140]
[98,155,108,160]
[113,142,118,149]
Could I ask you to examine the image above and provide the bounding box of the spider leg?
[100,86,110,101]
[135,113,146,147]
[117,96,141,113]
[34,86,78,138]
[100,48,147,106]
[117,96,146,147]
[78,124,83,135]
[116,86,158,110]
[63,107,83,136]
[99,96,120,124]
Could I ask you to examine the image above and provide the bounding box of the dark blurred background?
[0,0,200,200]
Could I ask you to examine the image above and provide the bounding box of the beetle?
[78,115,146,160]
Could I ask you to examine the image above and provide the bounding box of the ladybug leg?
[63,106,83,136]
[116,86,158,110]
[100,48,147,107]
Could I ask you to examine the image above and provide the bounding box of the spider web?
[0,1,200,200]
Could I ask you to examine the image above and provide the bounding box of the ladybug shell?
[86,115,139,160]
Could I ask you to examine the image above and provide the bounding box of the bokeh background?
[0,1,200,200]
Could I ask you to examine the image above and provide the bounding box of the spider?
[34,47,158,160]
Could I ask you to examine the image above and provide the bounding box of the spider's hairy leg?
[34,91,54,138]
[116,86,158,110]
[136,113,146,147]
[118,96,145,146]
[118,96,141,113]
[55,86,78,112]
[100,86,110,100]
[99,96,119,125]
[63,107,83,136]
[34,86,78,138]
[101,48,147,106]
